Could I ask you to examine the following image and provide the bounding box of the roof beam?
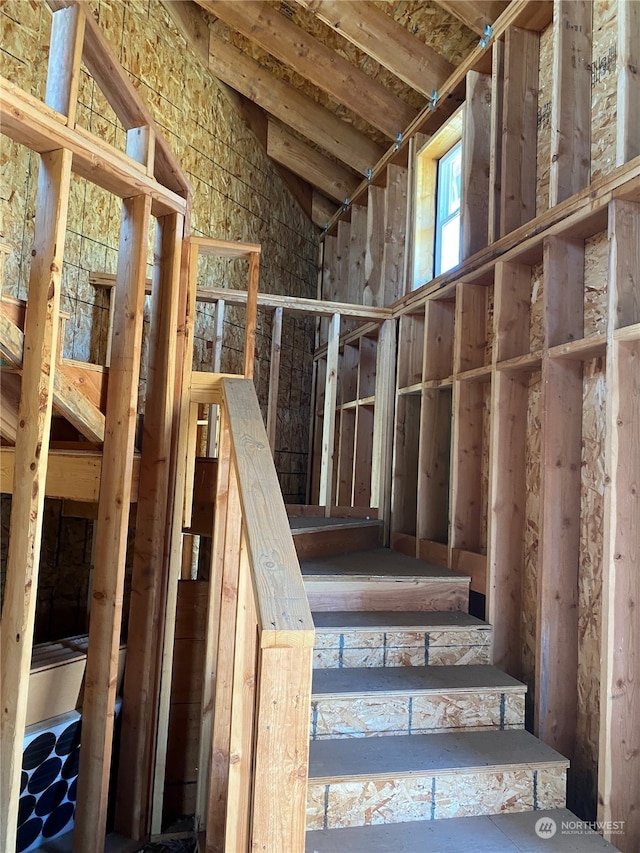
[434,1,509,36]
[207,27,383,174]
[312,191,339,229]
[198,0,416,139]
[267,122,360,204]
[164,1,382,174]
[294,0,454,99]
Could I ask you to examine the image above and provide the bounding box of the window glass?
[434,141,462,277]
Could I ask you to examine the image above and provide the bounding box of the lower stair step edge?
[305,809,622,852]
[313,612,492,669]
[307,764,567,829]
[311,665,526,738]
[307,730,569,829]
[310,689,525,739]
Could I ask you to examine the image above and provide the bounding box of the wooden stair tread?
[302,548,470,581]
[313,610,490,631]
[305,809,621,852]
[308,729,569,781]
[290,516,381,534]
[312,664,525,697]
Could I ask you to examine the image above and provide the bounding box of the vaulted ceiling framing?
[163,0,508,227]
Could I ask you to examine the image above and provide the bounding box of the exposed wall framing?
[309,3,640,849]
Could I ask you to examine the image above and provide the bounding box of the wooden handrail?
[194,374,314,852]
[222,377,315,647]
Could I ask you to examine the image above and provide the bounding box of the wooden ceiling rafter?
[293,0,455,99]
[434,1,510,36]
[197,0,418,139]
[166,1,382,175]
[267,121,360,204]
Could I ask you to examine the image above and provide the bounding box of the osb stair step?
[305,808,622,852]
[290,516,383,560]
[311,665,526,740]
[302,549,470,612]
[306,729,569,830]
[313,610,491,668]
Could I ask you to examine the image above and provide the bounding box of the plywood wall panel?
[583,231,609,337]
[591,0,618,182]
[529,262,545,352]
[575,358,606,818]
[522,372,542,724]
[535,24,554,216]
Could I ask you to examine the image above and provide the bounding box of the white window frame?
[410,106,464,290]
[434,140,462,277]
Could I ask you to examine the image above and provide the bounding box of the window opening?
[434,141,461,277]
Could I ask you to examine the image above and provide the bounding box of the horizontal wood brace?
[0,77,187,217]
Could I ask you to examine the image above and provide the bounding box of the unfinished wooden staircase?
[295,523,619,852]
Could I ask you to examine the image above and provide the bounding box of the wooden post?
[206,464,243,851]
[486,260,532,675]
[196,413,232,828]
[500,26,539,236]
[224,531,258,852]
[549,1,592,206]
[151,235,198,834]
[0,8,80,846]
[382,164,408,304]
[488,38,504,244]
[244,252,259,378]
[115,212,184,839]
[46,3,85,127]
[486,369,527,677]
[371,319,397,542]
[536,356,581,761]
[349,203,367,310]
[598,199,640,852]
[73,132,153,850]
[207,297,225,456]
[267,306,283,451]
[534,236,585,764]
[616,0,640,166]
[250,646,313,852]
[0,148,73,853]
[364,183,385,307]
[319,313,340,513]
[461,70,492,259]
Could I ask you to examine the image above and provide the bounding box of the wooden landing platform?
[308,729,568,781]
[306,808,621,852]
[301,548,468,579]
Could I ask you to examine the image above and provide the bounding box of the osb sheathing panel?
[313,627,492,669]
[591,0,617,182]
[575,358,606,819]
[583,230,609,336]
[536,23,553,216]
[480,380,491,555]
[311,690,525,740]
[522,372,542,723]
[0,0,317,505]
[306,765,566,829]
[529,262,545,352]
